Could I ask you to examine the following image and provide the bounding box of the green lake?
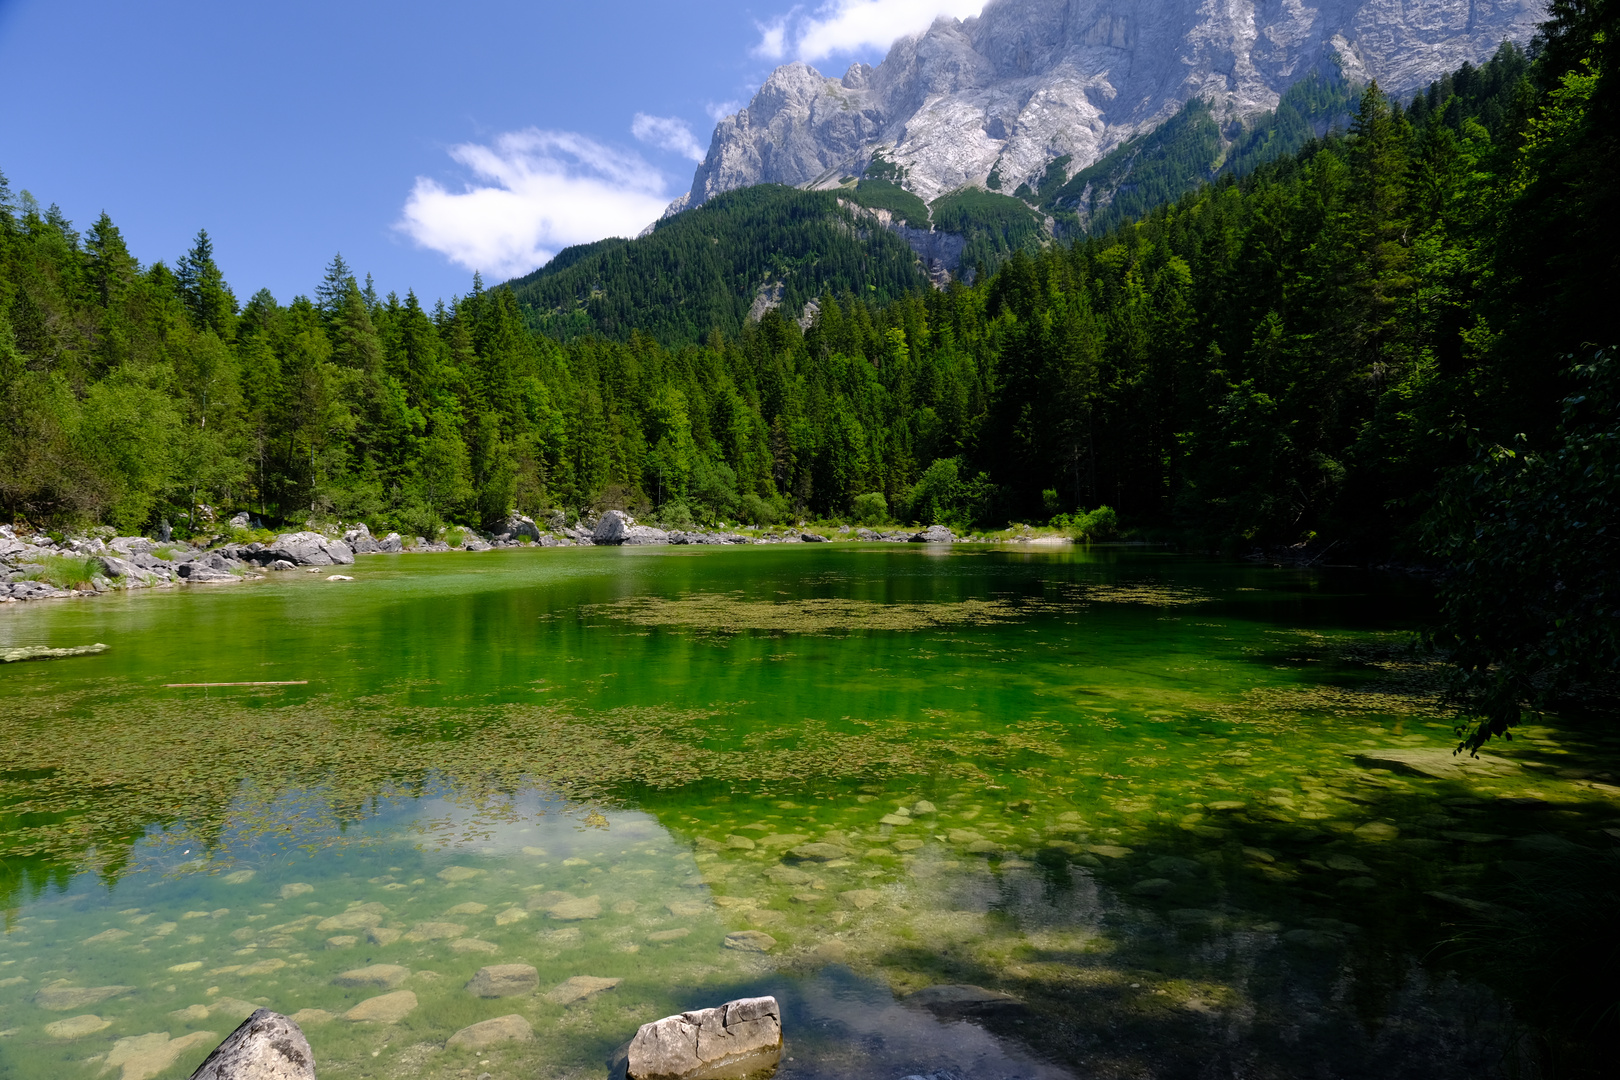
[1,545,1616,1080]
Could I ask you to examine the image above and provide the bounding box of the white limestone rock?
[626,996,782,1080]
[679,0,1540,208]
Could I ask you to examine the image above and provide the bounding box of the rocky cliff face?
[683,0,1541,208]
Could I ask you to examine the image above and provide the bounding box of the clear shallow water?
[0,546,1616,1080]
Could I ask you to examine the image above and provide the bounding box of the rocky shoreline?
[0,512,1052,605]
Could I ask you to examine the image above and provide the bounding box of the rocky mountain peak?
[680,0,1541,211]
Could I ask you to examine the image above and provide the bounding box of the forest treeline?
[0,12,1612,559]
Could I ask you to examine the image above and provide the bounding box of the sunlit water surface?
[1,546,1616,1080]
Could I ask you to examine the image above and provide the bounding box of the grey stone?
[377,533,403,553]
[32,981,134,1010]
[626,995,781,1080]
[446,1014,534,1051]
[332,965,410,989]
[910,525,955,543]
[96,555,140,579]
[2,643,109,663]
[496,514,541,542]
[264,532,355,567]
[44,1014,111,1039]
[342,525,381,554]
[180,562,237,583]
[788,843,847,861]
[227,512,253,531]
[465,964,538,998]
[544,975,621,1004]
[592,511,635,545]
[186,1008,316,1080]
[341,990,417,1023]
[800,532,829,543]
[722,930,776,952]
[624,525,672,545]
[109,536,156,557]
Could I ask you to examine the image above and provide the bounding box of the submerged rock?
[186,1008,316,1080]
[332,964,409,989]
[626,995,782,1080]
[341,990,417,1023]
[1353,748,1518,779]
[545,975,622,1005]
[466,964,538,998]
[43,1014,111,1038]
[447,1013,534,1051]
[32,981,133,1010]
[904,984,1023,1017]
[722,930,776,952]
[106,1029,219,1080]
[2,643,109,663]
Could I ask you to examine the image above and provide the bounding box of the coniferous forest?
[0,14,1612,593]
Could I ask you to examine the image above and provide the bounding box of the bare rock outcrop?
[682,0,1540,207]
[186,1008,315,1080]
[626,995,782,1080]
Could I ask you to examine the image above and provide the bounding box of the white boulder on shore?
[626,995,782,1080]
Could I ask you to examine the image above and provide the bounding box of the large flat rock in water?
[1353,748,1519,780]
[447,1014,534,1051]
[905,984,1025,1018]
[32,981,133,1010]
[466,964,538,998]
[187,1008,316,1080]
[105,1029,218,1080]
[627,995,781,1080]
[333,964,409,989]
[342,990,417,1024]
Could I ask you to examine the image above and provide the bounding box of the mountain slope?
[506,186,933,345]
[681,0,1539,209]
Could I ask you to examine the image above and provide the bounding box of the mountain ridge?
[678,0,1540,211]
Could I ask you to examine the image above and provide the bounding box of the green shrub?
[656,502,696,530]
[850,492,889,525]
[1054,506,1119,541]
[738,492,787,526]
[23,555,101,589]
[444,526,467,548]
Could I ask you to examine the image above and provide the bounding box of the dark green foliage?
[845,179,930,226]
[1046,99,1224,235]
[928,187,1046,277]
[1222,72,1361,177]
[1425,356,1620,749]
[506,185,931,346]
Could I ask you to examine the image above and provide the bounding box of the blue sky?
[0,0,983,307]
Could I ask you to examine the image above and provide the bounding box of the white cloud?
[752,17,789,59]
[706,99,744,121]
[631,113,707,162]
[398,129,674,280]
[763,0,986,62]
